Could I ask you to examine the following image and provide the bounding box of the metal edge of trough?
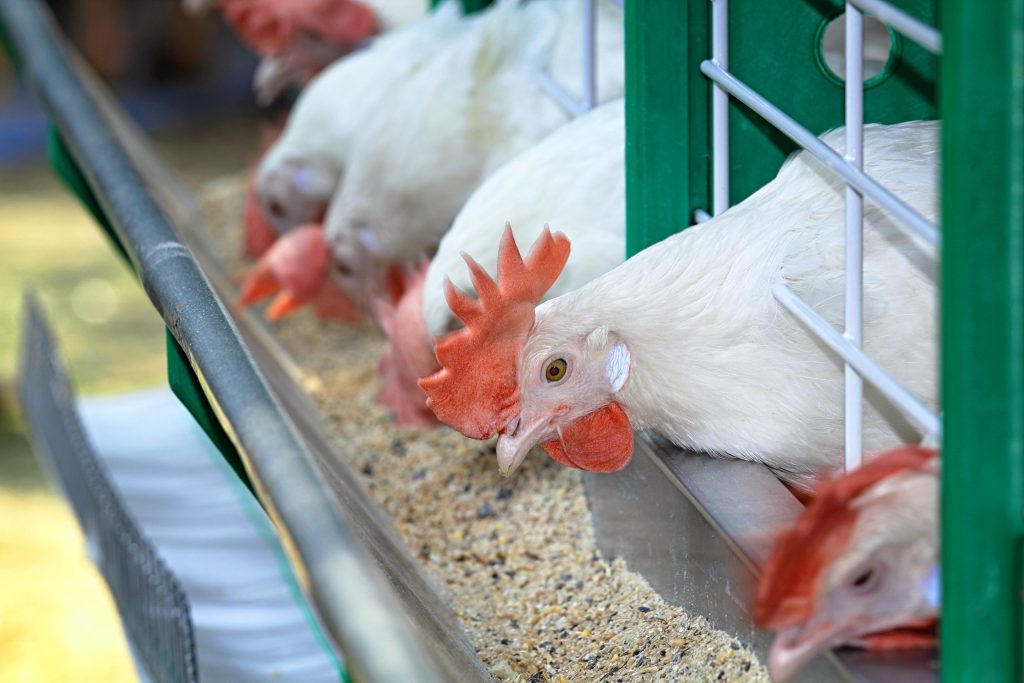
[69,29,491,682]
[0,1,487,681]
[583,435,938,683]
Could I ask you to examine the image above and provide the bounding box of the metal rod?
[847,0,942,54]
[711,0,729,216]
[0,2,447,681]
[700,61,940,246]
[536,69,589,117]
[582,0,597,110]
[773,284,941,439]
[844,4,865,471]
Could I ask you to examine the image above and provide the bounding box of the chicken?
[420,121,938,486]
[324,0,625,310]
[375,99,626,426]
[254,2,466,235]
[238,224,360,321]
[186,0,380,103]
[755,445,939,681]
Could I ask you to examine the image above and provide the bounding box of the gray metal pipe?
[0,2,448,681]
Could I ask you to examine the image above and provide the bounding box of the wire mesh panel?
[17,297,199,683]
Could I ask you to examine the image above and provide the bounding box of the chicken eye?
[544,358,568,383]
[848,566,881,594]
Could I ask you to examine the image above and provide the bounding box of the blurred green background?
[0,1,262,678]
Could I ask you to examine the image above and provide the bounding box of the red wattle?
[541,403,633,473]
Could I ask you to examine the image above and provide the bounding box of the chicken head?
[755,445,939,681]
[419,224,634,476]
[238,223,360,322]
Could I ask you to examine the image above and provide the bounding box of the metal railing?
[0,1,448,681]
[19,297,199,683]
[699,1,942,470]
[537,0,617,117]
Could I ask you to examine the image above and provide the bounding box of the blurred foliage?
[0,162,159,683]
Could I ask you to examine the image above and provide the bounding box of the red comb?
[755,446,938,628]
[222,0,376,55]
[375,260,442,427]
[238,224,360,323]
[244,173,279,259]
[418,224,571,439]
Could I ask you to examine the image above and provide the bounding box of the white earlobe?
[605,342,630,393]
[358,227,382,255]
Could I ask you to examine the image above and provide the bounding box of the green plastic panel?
[626,0,937,255]
[940,0,1024,679]
[726,0,937,205]
[46,126,253,493]
[431,0,490,13]
[624,0,708,257]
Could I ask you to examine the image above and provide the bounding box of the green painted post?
[941,0,1024,680]
[624,0,708,257]
[431,0,490,14]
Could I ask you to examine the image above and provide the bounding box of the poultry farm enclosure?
[4,0,1023,681]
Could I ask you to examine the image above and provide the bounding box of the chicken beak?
[768,621,850,682]
[496,416,553,477]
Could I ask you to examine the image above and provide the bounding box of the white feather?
[527,120,939,484]
[324,0,625,272]
[423,99,626,336]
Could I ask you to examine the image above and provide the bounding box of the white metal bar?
[582,0,597,110]
[536,70,589,118]
[844,4,865,471]
[711,0,729,216]
[847,0,942,54]
[773,283,941,439]
[699,61,940,246]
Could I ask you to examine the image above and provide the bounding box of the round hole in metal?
[817,13,898,87]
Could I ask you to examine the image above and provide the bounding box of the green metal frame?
[431,0,490,14]
[940,0,1024,680]
[625,0,1024,679]
[625,0,937,256]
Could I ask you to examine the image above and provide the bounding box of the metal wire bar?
[847,0,942,54]
[537,0,600,117]
[0,2,448,681]
[582,0,597,109]
[537,70,590,118]
[711,0,729,216]
[844,4,865,470]
[700,60,940,246]
[773,284,941,438]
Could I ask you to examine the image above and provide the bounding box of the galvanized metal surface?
[940,0,1024,679]
[105,76,491,681]
[584,435,938,683]
[0,2,458,680]
[18,297,200,683]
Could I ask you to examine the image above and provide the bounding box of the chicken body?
[424,99,626,337]
[324,0,625,303]
[377,99,626,425]
[255,2,467,234]
[423,121,938,486]
[756,446,938,681]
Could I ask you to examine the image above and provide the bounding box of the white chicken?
[756,445,939,681]
[420,121,938,487]
[324,0,625,307]
[254,2,467,235]
[375,99,626,425]
[185,0,428,103]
